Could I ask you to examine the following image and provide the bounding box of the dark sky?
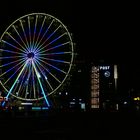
[0,1,138,64]
[0,1,139,91]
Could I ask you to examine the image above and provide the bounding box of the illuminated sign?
[99,66,110,70]
[104,71,110,77]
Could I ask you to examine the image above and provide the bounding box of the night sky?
[0,1,139,92]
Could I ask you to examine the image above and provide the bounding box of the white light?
[37,72,41,78]
[19,107,24,110]
[124,101,127,104]
[70,102,75,104]
[81,103,86,110]
[66,92,68,95]
[78,69,82,72]
[59,92,61,95]
[100,66,110,70]
[114,65,118,79]
[45,76,48,80]
[104,71,110,77]
[21,102,32,105]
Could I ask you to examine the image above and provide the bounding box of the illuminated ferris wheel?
[0,13,74,106]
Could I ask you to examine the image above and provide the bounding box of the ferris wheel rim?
[0,13,74,101]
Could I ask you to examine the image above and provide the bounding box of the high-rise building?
[91,63,118,110]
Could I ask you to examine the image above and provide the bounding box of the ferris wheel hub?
[27,52,35,59]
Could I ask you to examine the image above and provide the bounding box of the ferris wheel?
[0,13,74,107]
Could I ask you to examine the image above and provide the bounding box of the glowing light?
[0,13,74,104]
[81,103,86,110]
[1,40,25,53]
[104,71,110,77]
[35,58,61,83]
[35,16,46,46]
[37,72,41,78]
[99,66,110,70]
[45,76,48,80]
[12,25,29,52]
[32,61,50,107]
[19,19,30,51]
[124,101,127,104]
[34,18,54,50]
[44,32,66,47]
[32,107,49,110]
[2,60,28,106]
[114,65,118,79]
[21,102,32,105]
[134,97,140,101]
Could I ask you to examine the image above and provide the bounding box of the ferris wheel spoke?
[34,59,54,91]
[35,24,61,52]
[3,61,27,85]
[37,57,66,74]
[38,56,70,64]
[1,40,26,53]
[0,57,26,68]
[35,59,61,84]
[0,48,25,55]
[28,16,32,48]
[17,68,28,96]
[45,24,61,41]
[34,16,46,47]
[25,83,29,99]
[35,32,67,53]
[34,19,55,50]
[11,63,28,95]
[0,58,26,78]
[2,60,28,106]
[23,64,31,99]
[23,62,32,99]
[46,62,67,74]
[19,20,30,51]
[39,51,72,56]
[46,41,70,52]
[45,32,67,47]
[35,41,70,54]
[32,65,36,98]
[0,55,25,60]
[12,25,29,52]
[32,60,50,107]
[27,61,32,80]
[5,32,27,53]
[32,15,38,46]
[0,60,25,80]
[46,79,53,91]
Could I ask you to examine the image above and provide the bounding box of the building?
[90,63,118,111]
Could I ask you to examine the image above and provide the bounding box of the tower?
[90,63,117,111]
